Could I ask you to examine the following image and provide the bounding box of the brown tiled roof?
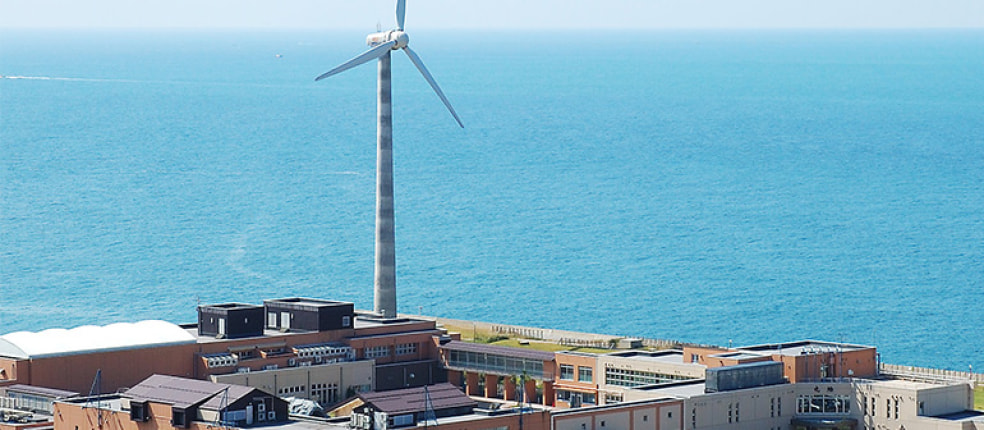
[358,383,475,415]
[125,374,253,409]
[440,340,555,361]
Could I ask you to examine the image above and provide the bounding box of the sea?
[1,29,982,371]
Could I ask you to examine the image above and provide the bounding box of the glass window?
[560,364,575,380]
[578,366,593,383]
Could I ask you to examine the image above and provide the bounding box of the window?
[560,364,575,380]
[311,383,339,405]
[172,409,187,428]
[796,395,851,415]
[395,343,417,356]
[604,393,623,404]
[341,316,350,327]
[778,396,781,416]
[392,414,413,427]
[886,399,891,418]
[691,354,699,363]
[735,402,739,422]
[578,366,593,383]
[604,365,691,387]
[771,397,775,417]
[365,345,390,359]
[894,398,899,419]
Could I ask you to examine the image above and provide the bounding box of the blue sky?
[1,0,982,29]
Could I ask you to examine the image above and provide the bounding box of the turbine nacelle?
[367,31,409,50]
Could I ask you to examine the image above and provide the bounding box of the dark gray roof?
[125,374,255,410]
[359,383,475,415]
[440,340,555,361]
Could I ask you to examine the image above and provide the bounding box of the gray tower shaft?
[374,51,397,318]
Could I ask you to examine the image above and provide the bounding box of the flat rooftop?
[264,298,352,308]
[604,350,692,365]
[710,351,769,361]
[440,340,555,361]
[932,410,984,422]
[738,340,872,356]
[188,314,435,343]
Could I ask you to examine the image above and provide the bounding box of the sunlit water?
[1,29,982,370]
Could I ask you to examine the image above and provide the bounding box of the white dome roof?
[0,320,196,359]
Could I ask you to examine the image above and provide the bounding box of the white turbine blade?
[403,47,464,128]
[396,0,407,30]
[315,41,396,81]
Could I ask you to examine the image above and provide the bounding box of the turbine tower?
[316,0,463,319]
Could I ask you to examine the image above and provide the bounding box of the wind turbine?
[316,0,463,319]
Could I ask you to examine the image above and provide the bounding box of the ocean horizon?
[1,29,982,371]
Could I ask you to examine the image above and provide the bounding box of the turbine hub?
[367,31,409,50]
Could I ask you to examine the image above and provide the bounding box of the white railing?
[880,363,983,384]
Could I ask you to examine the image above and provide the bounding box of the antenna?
[213,386,230,428]
[422,385,437,428]
[84,369,104,427]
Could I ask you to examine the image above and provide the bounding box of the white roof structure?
[0,320,196,359]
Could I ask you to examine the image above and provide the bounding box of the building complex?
[1,297,980,430]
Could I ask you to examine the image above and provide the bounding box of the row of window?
[688,396,782,428]
[278,385,306,396]
[861,394,902,419]
[445,350,546,378]
[556,390,596,406]
[559,364,593,383]
[395,343,418,356]
[311,383,340,405]
[363,343,418,359]
[604,365,691,387]
[796,394,851,415]
[365,345,390,359]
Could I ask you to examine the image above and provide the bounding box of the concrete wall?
[552,400,683,430]
[684,383,796,430]
[427,410,550,430]
[211,359,374,405]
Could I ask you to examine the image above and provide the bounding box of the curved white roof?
[0,320,196,359]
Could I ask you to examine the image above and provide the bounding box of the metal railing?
[880,363,983,384]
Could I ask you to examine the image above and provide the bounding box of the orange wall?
[26,344,199,394]
[429,410,549,430]
[554,353,599,407]
[681,346,730,367]
[0,358,24,385]
[778,348,877,383]
[53,401,215,430]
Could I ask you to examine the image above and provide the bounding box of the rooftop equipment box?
[263,298,354,332]
[197,303,265,339]
[705,361,785,393]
